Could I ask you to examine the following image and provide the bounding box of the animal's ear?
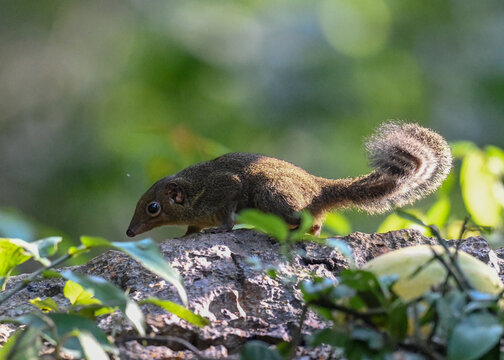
[165,181,184,205]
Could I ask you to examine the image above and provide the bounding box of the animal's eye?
[146,201,161,217]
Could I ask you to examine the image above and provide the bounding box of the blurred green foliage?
[378,142,504,239]
[1,0,504,247]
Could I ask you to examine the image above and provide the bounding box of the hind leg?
[307,212,326,236]
[309,222,322,236]
[251,185,327,236]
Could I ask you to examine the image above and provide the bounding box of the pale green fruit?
[362,245,503,300]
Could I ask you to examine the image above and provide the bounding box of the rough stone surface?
[0,229,501,359]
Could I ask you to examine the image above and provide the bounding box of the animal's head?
[126,177,190,237]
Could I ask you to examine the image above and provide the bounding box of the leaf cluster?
[0,236,209,359]
[239,210,504,360]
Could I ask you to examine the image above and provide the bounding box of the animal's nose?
[126,228,135,237]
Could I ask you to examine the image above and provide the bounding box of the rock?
[0,229,501,359]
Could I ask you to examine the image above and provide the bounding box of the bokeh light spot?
[318,0,391,57]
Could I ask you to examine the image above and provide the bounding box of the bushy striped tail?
[326,121,452,213]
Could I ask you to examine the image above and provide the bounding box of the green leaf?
[339,270,385,307]
[307,328,348,347]
[265,268,277,279]
[418,301,437,328]
[326,238,355,268]
[90,305,116,317]
[61,271,125,306]
[300,277,338,303]
[64,280,101,306]
[447,313,503,360]
[48,313,117,357]
[486,229,504,250]
[464,300,499,314]
[0,238,32,290]
[436,292,467,339]
[111,238,188,307]
[0,327,42,360]
[71,235,110,256]
[485,145,504,161]
[438,171,456,197]
[140,297,209,327]
[426,196,451,229]
[29,297,59,312]
[377,211,427,234]
[396,210,427,227]
[387,300,408,340]
[461,149,502,227]
[60,270,145,336]
[42,269,62,278]
[467,290,498,302]
[9,237,62,266]
[69,303,116,318]
[274,341,293,358]
[451,141,478,158]
[12,312,53,330]
[323,212,352,235]
[14,312,117,358]
[485,145,504,213]
[237,209,289,242]
[350,326,385,350]
[33,236,62,258]
[79,236,188,307]
[241,340,283,360]
[290,211,314,241]
[124,301,145,333]
[77,331,110,360]
[68,245,90,256]
[80,236,111,248]
[485,146,504,206]
[340,270,381,292]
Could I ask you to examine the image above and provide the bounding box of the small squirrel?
[126,122,452,237]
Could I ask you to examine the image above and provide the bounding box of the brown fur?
[127,121,452,237]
